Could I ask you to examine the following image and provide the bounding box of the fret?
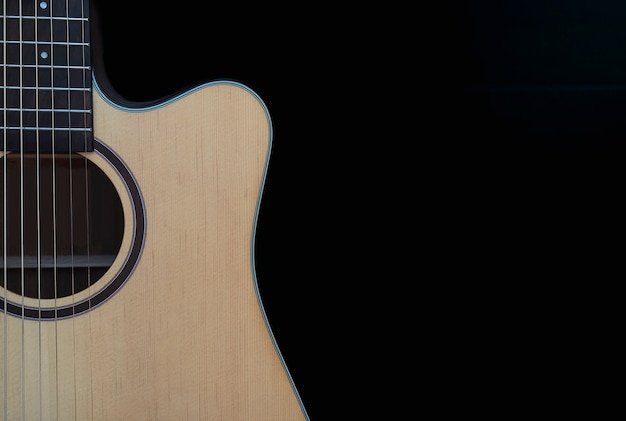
[2,87,92,108]
[2,88,92,110]
[1,129,92,153]
[0,0,89,20]
[1,68,91,88]
[0,1,56,18]
[0,17,84,43]
[0,108,89,124]
[1,111,91,129]
[19,0,36,17]
[3,1,20,17]
[0,46,90,66]
[3,40,90,46]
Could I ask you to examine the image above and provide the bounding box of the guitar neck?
[1,0,93,153]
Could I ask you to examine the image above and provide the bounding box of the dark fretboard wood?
[1,0,93,153]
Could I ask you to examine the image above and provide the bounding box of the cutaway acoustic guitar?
[0,1,308,419]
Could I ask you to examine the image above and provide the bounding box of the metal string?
[48,0,60,418]
[2,1,7,419]
[64,1,79,418]
[18,2,26,418]
[34,1,44,417]
[79,3,94,418]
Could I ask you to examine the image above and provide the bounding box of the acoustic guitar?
[0,0,309,419]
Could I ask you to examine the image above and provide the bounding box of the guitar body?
[0,3,307,417]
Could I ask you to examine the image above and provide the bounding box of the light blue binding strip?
[93,77,310,421]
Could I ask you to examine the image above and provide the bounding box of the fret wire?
[2,16,88,21]
[2,87,91,91]
[2,64,91,70]
[3,41,89,46]
[1,127,91,131]
[1,108,91,113]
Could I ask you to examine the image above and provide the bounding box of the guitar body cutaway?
[0,80,308,420]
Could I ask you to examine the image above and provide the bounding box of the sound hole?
[0,154,124,299]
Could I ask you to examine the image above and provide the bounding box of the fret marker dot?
[40,2,48,9]
[41,51,49,59]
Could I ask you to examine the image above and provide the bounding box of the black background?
[431,2,622,416]
[90,1,387,419]
[90,0,624,417]
[440,2,625,276]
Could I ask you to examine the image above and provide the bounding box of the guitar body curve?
[0,79,308,420]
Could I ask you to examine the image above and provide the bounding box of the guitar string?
[34,0,44,417]
[78,0,87,414]
[65,0,80,417]
[17,2,30,417]
[57,0,67,415]
[18,2,26,418]
[2,2,87,416]
[48,1,60,418]
[5,2,98,417]
[77,0,92,415]
[2,2,7,419]
[79,3,95,417]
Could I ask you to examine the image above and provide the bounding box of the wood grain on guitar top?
[0,82,308,420]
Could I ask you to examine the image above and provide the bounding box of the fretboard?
[1,0,93,153]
